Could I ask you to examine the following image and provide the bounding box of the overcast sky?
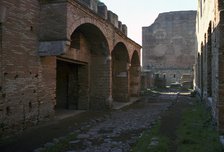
[100,0,197,45]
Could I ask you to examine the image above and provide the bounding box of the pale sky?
[100,0,197,45]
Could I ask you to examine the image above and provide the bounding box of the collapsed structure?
[0,0,141,134]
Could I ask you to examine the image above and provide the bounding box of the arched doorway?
[56,23,111,111]
[112,42,130,102]
[130,51,141,96]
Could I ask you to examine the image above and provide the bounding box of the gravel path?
[0,93,178,152]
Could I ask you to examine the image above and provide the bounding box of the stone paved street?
[35,93,177,152]
[0,93,179,152]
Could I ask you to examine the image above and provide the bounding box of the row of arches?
[56,23,140,110]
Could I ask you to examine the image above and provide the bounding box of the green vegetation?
[177,102,223,152]
[131,122,169,152]
[41,133,77,152]
[131,101,223,152]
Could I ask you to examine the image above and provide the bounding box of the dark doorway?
[56,60,79,110]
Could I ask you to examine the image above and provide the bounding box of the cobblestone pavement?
[35,93,178,152]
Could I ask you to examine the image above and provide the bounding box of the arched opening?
[197,53,201,88]
[207,22,212,97]
[112,42,130,102]
[200,42,204,97]
[56,23,111,111]
[130,51,141,96]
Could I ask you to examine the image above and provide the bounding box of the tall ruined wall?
[143,11,196,69]
[0,0,55,135]
[196,0,217,122]
[142,11,196,85]
[196,0,224,133]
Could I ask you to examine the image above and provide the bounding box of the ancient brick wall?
[0,23,2,101]
[0,0,141,135]
[142,11,196,85]
[196,0,224,132]
[0,0,56,135]
[39,2,67,41]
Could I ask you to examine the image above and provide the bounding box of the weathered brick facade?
[0,0,141,135]
[195,0,224,133]
[142,11,196,86]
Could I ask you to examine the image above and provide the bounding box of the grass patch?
[41,133,77,152]
[131,100,223,152]
[177,102,223,152]
[131,122,169,152]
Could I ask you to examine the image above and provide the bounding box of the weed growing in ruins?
[131,122,169,152]
[131,99,223,152]
[41,133,77,152]
[177,102,223,152]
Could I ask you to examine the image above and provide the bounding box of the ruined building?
[142,11,196,86]
[0,0,141,134]
[195,0,224,133]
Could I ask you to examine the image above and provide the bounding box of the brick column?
[90,55,112,110]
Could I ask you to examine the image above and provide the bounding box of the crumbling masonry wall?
[195,0,224,133]
[142,11,196,86]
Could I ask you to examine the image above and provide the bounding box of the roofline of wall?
[70,0,142,49]
[40,0,141,49]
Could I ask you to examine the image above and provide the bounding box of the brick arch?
[68,18,109,49]
[112,42,130,62]
[112,42,130,102]
[70,23,110,56]
[131,50,140,66]
[66,22,112,110]
[130,50,141,96]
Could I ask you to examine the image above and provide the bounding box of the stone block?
[39,3,67,41]
[122,24,127,36]
[38,41,69,56]
[78,0,98,13]
[118,21,122,31]
[107,11,118,28]
[97,2,107,19]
